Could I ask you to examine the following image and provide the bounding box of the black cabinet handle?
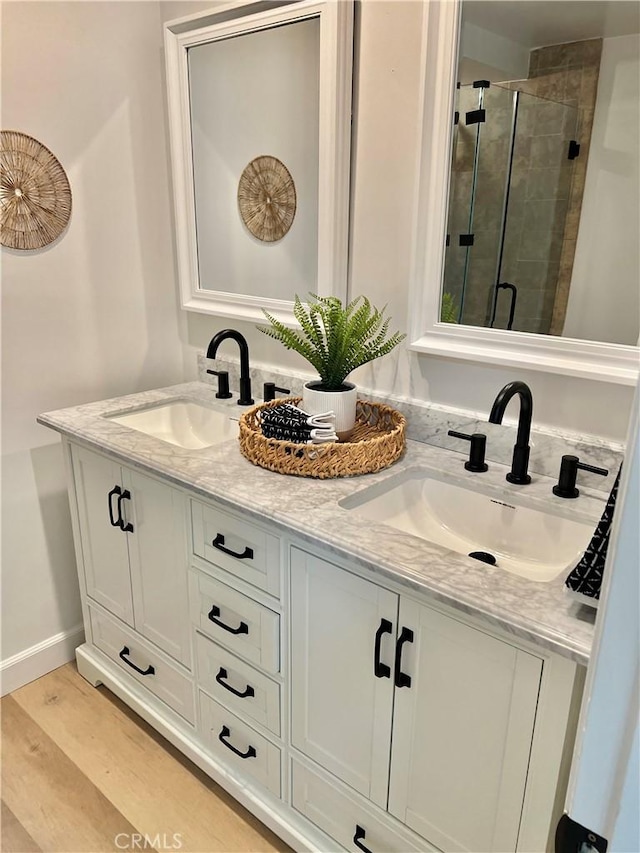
[215,667,255,699]
[108,485,122,527]
[117,489,134,532]
[353,825,373,853]
[218,725,256,759]
[208,604,249,635]
[394,627,414,688]
[373,618,393,679]
[119,646,155,676]
[212,533,253,560]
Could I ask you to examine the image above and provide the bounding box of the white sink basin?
[340,468,594,582]
[108,401,238,450]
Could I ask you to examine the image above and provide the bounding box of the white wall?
[1,1,186,690]
[182,0,634,442]
[161,0,214,21]
[564,34,640,347]
[459,20,530,84]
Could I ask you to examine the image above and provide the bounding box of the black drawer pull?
[353,825,373,853]
[212,533,253,560]
[374,618,393,679]
[218,725,256,759]
[119,646,155,676]
[215,667,255,699]
[108,485,122,527]
[394,626,414,688]
[207,604,249,635]
[117,489,134,532]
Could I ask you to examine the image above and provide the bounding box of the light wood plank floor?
[1,663,292,853]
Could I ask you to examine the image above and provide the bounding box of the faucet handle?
[553,454,609,499]
[206,369,232,400]
[448,430,489,473]
[263,382,291,403]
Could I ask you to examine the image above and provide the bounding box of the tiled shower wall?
[444,39,602,335]
[513,39,602,335]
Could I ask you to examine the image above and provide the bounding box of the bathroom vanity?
[38,382,601,853]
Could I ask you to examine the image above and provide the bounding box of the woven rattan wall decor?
[237,155,296,242]
[0,131,72,250]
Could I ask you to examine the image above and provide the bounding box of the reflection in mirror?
[441,1,639,346]
[189,18,320,301]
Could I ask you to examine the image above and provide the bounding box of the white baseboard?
[0,624,85,696]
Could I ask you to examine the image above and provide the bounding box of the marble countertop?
[38,382,606,667]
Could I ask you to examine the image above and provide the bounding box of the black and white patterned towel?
[259,403,337,444]
[259,403,336,430]
[565,465,622,600]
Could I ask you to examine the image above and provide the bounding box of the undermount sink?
[108,401,238,450]
[340,468,594,582]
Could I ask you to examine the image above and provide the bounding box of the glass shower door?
[442,83,516,326]
[495,90,579,334]
[442,84,480,323]
[442,81,580,334]
[459,84,516,327]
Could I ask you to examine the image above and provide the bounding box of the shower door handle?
[490,282,518,330]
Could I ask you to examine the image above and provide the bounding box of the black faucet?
[488,381,533,485]
[206,329,254,406]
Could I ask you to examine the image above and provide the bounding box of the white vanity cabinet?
[290,547,579,853]
[62,439,581,853]
[71,445,191,668]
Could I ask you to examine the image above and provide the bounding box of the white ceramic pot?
[302,381,357,439]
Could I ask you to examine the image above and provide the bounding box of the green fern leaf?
[259,294,406,389]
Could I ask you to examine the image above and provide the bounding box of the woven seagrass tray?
[238,398,406,479]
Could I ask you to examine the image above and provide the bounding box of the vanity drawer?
[189,570,280,674]
[199,691,281,797]
[89,606,195,724]
[292,758,428,853]
[196,632,281,736]
[191,500,280,598]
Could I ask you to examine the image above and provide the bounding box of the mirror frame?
[408,0,639,385]
[164,0,353,324]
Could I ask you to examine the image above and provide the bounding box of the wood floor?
[1,663,292,853]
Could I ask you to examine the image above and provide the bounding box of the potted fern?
[259,294,405,437]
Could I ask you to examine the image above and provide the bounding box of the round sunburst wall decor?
[0,130,72,250]
[237,155,296,242]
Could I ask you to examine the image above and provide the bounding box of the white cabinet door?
[290,548,398,808]
[125,468,191,668]
[72,446,133,625]
[72,446,190,666]
[388,597,543,853]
